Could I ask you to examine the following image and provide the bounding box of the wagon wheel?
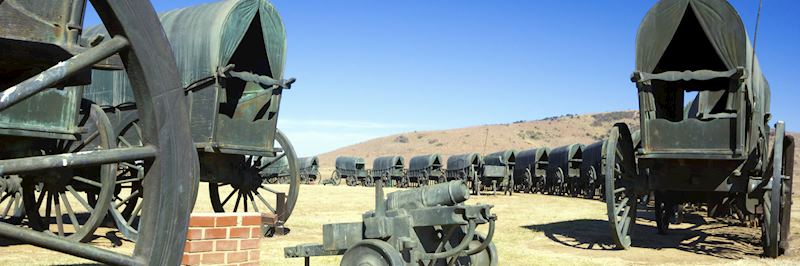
[341,239,404,266]
[762,123,793,258]
[584,166,597,199]
[363,175,375,187]
[534,171,545,194]
[0,1,197,264]
[96,117,145,241]
[209,129,300,224]
[603,124,638,250]
[22,105,115,242]
[345,175,358,187]
[518,168,532,193]
[328,170,341,186]
[554,168,565,196]
[0,175,24,224]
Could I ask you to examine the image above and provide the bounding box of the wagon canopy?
[514,148,548,175]
[446,153,483,171]
[372,156,405,171]
[335,156,366,171]
[635,0,769,110]
[84,0,286,104]
[409,154,442,171]
[549,144,583,167]
[483,150,516,166]
[298,156,319,170]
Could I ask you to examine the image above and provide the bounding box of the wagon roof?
[85,0,285,89]
[483,150,517,166]
[515,148,549,168]
[335,156,365,170]
[298,156,319,168]
[549,143,583,160]
[636,0,768,106]
[582,140,605,164]
[408,154,443,171]
[372,156,405,171]
[446,153,483,170]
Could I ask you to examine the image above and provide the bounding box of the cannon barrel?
[386,180,469,210]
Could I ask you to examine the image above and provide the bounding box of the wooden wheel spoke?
[243,192,249,212]
[115,190,141,209]
[221,188,239,206]
[73,176,102,188]
[70,131,100,153]
[254,192,276,214]
[248,193,260,213]
[59,192,81,230]
[1,194,16,217]
[44,192,53,226]
[66,185,93,212]
[53,194,65,237]
[127,202,142,226]
[233,192,242,212]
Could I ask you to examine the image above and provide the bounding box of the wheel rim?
[104,117,145,241]
[341,239,403,266]
[763,123,791,258]
[604,124,637,250]
[208,129,300,223]
[22,104,115,242]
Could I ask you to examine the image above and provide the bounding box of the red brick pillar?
[181,212,262,266]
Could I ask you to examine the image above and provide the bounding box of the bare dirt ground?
[1,178,798,265]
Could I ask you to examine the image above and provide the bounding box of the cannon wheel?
[209,129,300,224]
[0,1,198,264]
[762,123,793,258]
[341,239,404,266]
[22,105,115,242]
[604,123,637,250]
[461,233,498,266]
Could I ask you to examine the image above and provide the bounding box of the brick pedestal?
[182,212,262,266]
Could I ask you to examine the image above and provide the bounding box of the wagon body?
[445,153,483,181]
[580,140,604,198]
[335,156,369,179]
[407,154,444,183]
[84,0,288,157]
[371,156,405,181]
[632,0,770,193]
[547,144,583,195]
[481,150,516,183]
[260,156,290,179]
[514,148,549,192]
[298,156,320,181]
[0,1,93,142]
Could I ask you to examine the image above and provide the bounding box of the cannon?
[547,144,583,196]
[445,153,484,195]
[406,153,445,187]
[284,180,498,265]
[371,156,406,187]
[604,0,794,258]
[481,150,516,195]
[514,148,550,194]
[82,0,299,241]
[298,156,320,184]
[0,0,197,264]
[580,141,604,199]
[329,156,371,186]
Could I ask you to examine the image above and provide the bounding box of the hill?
[317,111,640,170]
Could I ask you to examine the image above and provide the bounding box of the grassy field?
[2,180,798,265]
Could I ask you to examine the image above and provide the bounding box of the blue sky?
[86,1,799,156]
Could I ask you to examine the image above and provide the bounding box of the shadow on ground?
[523,209,763,259]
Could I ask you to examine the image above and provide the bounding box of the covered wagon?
[371,155,405,187]
[445,153,483,195]
[406,154,445,187]
[547,144,583,196]
[298,156,320,184]
[514,148,550,193]
[332,156,371,186]
[481,150,517,195]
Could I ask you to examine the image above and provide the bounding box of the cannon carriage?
[514,148,550,193]
[406,153,444,187]
[284,180,498,265]
[371,156,406,187]
[603,0,794,257]
[0,0,197,264]
[481,150,516,195]
[330,156,371,186]
[298,156,320,184]
[445,153,484,195]
[82,0,299,241]
[547,144,583,196]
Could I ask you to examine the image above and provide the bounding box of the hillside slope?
[318,111,640,169]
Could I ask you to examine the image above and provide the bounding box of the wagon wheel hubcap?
[21,105,115,242]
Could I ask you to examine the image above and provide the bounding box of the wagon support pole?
[0,222,141,266]
[0,146,156,175]
[0,36,130,111]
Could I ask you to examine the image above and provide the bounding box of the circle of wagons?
[0,0,793,264]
